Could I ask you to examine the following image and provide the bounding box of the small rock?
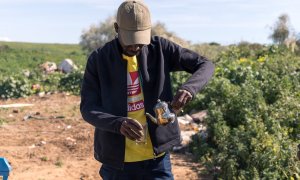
[40,61,57,74]
[38,92,45,97]
[177,117,190,125]
[58,59,78,73]
[23,70,31,77]
[37,141,47,146]
[29,144,36,149]
[66,137,76,142]
[191,110,207,123]
[181,130,197,146]
[23,115,31,121]
[177,114,193,125]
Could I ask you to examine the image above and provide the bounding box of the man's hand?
[120,118,143,141]
[171,89,193,113]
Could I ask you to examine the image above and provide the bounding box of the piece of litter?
[173,146,184,151]
[177,117,190,125]
[66,137,76,142]
[29,144,36,149]
[0,104,34,108]
[23,114,65,121]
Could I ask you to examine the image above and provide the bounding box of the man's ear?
[114,23,119,33]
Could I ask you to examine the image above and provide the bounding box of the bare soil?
[0,93,211,180]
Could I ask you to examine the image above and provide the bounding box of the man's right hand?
[120,118,143,141]
[171,89,193,113]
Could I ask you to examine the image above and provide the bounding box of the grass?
[55,160,63,167]
[0,120,5,126]
[0,118,8,126]
[40,156,48,162]
[0,41,87,75]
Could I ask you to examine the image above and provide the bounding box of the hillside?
[0,41,87,74]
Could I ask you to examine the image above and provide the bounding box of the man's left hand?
[171,89,192,113]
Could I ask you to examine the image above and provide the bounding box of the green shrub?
[0,76,32,99]
[189,45,300,179]
[58,70,83,95]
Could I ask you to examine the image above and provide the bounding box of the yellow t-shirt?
[123,54,156,162]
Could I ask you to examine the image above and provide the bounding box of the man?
[80,0,214,179]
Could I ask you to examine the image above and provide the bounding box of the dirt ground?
[0,93,211,180]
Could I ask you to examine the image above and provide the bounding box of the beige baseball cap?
[117,0,151,45]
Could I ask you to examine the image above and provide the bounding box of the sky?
[0,0,300,45]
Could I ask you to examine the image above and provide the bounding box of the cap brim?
[119,28,151,46]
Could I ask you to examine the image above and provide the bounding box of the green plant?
[0,76,32,99]
[189,45,300,179]
[40,156,48,162]
[55,159,63,167]
[58,70,83,95]
[0,118,7,126]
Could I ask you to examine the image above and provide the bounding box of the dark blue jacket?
[80,36,214,169]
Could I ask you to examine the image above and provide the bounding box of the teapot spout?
[146,113,158,124]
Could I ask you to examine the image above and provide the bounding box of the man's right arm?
[80,51,125,134]
[80,51,144,140]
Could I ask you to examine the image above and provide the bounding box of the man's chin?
[124,51,140,57]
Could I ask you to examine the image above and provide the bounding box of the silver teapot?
[146,99,176,126]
